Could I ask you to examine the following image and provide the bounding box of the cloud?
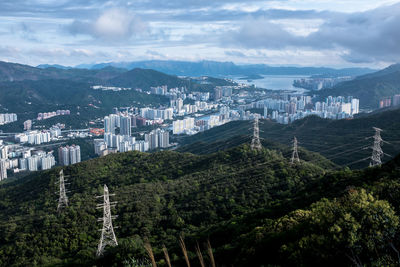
[224,50,246,57]
[68,8,149,42]
[227,3,400,63]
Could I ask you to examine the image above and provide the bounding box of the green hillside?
[177,108,400,168]
[109,68,235,92]
[317,63,400,109]
[0,79,168,130]
[0,145,328,266]
[1,145,400,266]
[109,68,190,89]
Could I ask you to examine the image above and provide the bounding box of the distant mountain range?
[317,63,400,108]
[0,61,127,83]
[68,60,375,77]
[1,59,399,115]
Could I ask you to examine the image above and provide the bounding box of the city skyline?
[0,0,399,68]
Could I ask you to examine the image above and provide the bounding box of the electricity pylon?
[251,117,262,150]
[291,136,300,164]
[96,184,118,257]
[57,169,68,212]
[370,127,384,167]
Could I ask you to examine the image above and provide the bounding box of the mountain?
[0,61,234,88]
[177,107,400,168]
[82,60,375,77]
[36,64,73,70]
[0,61,53,81]
[0,61,127,83]
[0,62,233,131]
[109,68,191,89]
[316,63,400,109]
[1,143,400,266]
[0,79,168,130]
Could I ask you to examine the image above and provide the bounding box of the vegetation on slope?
[1,143,400,266]
[0,145,328,266]
[0,79,168,131]
[177,108,400,168]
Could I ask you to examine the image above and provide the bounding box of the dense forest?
[1,142,400,266]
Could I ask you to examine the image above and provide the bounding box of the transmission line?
[290,137,300,164]
[57,169,69,212]
[251,117,262,150]
[370,127,385,167]
[96,184,118,257]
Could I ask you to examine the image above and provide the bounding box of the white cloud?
[69,8,149,42]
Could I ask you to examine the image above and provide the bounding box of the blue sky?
[0,0,399,67]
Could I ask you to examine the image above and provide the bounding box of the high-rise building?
[0,159,7,180]
[136,117,146,127]
[222,87,233,97]
[351,99,360,115]
[213,87,222,101]
[58,145,81,166]
[379,98,392,108]
[120,116,131,136]
[24,120,32,130]
[19,158,27,171]
[131,116,137,127]
[27,156,39,171]
[104,116,113,134]
[158,130,170,148]
[393,95,400,106]
[145,131,159,150]
[289,102,297,114]
[41,153,55,170]
[340,103,352,115]
[58,147,70,166]
[0,145,8,159]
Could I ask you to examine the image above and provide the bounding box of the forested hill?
[0,145,328,266]
[178,107,400,168]
[1,145,400,266]
[0,79,168,130]
[316,63,400,109]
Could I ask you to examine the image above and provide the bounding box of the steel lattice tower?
[251,117,262,150]
[57,169,69,212]
[96,184,118,257]
[370,127,384,167]
[291,137,300,164]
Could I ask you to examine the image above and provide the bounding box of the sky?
[0,0,399,68]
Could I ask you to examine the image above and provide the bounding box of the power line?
[96,184,118,257]
[290,137,300,164]
[57,169,69,212]
[251,117,262,150]
[370,127,384,167]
